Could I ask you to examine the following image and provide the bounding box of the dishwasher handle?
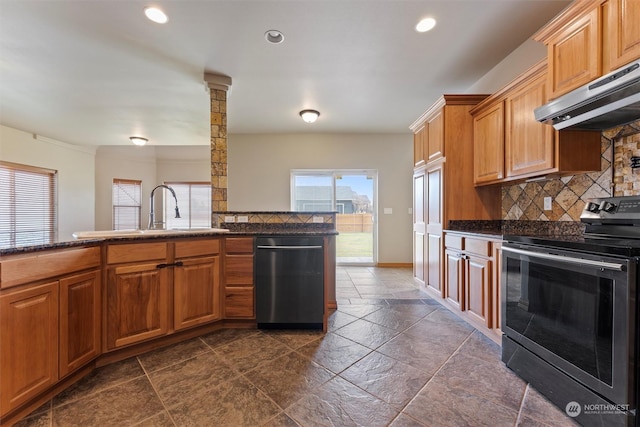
[257,245,323,250]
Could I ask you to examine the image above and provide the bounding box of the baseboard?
[376,263,413,268]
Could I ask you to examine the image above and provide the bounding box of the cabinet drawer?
[225,237,254,254]
[444,234,463,250]
[224,287,254,318]
[1,246,101,289]
[175,239,220,259]
[107,242,167,264]
[225,255,254,286]
[465,238,491,257]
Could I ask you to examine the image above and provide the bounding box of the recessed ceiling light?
[299,110,320,123]
[416,17,436,33]
[265,30,284,44]
[144,7,168,24]
[130,136,148,146]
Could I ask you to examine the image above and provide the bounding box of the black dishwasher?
[255,236,324,329]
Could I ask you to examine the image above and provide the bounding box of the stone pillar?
[204,73,232,212]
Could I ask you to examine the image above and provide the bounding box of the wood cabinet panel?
[427,234,442,295]
[106,263,170,349]
[473,102,505,184]
[0,246,100,289]
[427,110,444,162]
[224,287,255,318]
[464,238,491,257]
[413,124,426,167]
[466,256,491,328]
[444,250,463,309]
[0,282,58,415]
[604,0,640,71]
[225,255,254,286]
[174,256,220,330]
[174,239,220,258]
[59,271,101,378]
[546,6,601,99]
[505,72,555,177]
[413,171,426,283]
[225,237,254,254]
[107,242,167,264]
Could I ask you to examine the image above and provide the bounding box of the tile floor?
[15,267,578,427]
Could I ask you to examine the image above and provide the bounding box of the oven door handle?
[502,246,625,271]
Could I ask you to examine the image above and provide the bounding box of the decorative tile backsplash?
[501,120,640,222]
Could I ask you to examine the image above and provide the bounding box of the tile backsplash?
[501,120,640,222]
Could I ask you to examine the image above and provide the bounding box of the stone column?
[204,73,232,212]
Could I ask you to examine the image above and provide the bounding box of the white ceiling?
[0,0,570,147]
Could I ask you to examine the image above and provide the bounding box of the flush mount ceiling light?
[299,109,320,123]
[130,136,148,146]
[415,17,436,33]
[144,6,168,24]
[265,30,284,44]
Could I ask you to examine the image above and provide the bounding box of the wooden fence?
[336,213,373,232]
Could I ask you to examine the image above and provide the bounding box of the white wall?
[94,146,210,230]
[227,133,413,264]
[0,125,96,240]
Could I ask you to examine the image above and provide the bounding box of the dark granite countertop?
[446,220,586,240]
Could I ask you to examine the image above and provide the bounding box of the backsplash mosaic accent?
[501,120,640,222]
[212,211,336,233]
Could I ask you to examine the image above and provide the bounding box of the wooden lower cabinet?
[59,271,101,378]
[106,262,170,350]
[443,232,501,340]
[0,282,59,415]
[174,255,221,330]
[223,238,255,319]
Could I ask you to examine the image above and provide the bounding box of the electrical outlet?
[312,216,324,223]
[384,208,393,214]
[237,215,249,223]
[224,216,235,223]
[544,197,552,211]
[408,208,413,214]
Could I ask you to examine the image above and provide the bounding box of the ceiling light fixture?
[130,136,148,146]
[265,30,284,44]
[144,7,168,24]
[299,110,320,123]
[415,17,436,33]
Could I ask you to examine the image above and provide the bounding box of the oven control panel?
[582,196,640,223]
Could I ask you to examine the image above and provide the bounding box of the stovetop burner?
[506,196,640,257]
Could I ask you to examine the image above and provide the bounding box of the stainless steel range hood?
[534,60,640,131]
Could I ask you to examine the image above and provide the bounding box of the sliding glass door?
[291,170,376,265]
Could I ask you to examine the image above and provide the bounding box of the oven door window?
[503,249,626,387]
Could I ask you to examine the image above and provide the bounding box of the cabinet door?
[444,250,464,309]
[427,110,444,162]
[59,271,101,378]
[106,263,170,349]
[224,287,255,318]
[505,72,555,178]
[547,6,601,99]
[473,102,504,184]
[413,124,426,167]
[605,0,640,71]
[466,256,491,328]
[0,282,58,415]
[426,164,443,295]
[492,243,503,335]
[413,171,426,283]
[174,256,221,330]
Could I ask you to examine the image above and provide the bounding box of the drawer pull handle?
[156,261,184,269]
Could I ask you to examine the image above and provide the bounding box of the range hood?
[534,60,640,131]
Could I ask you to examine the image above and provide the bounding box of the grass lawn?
[336,232,373,257]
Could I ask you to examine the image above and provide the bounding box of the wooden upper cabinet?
[505,67,555,178]
[473,101,505,185]
[545,6,601,99]
[535,0,640,100]
[604,0,640,71]
[427,110,444,162]
[413,124,426,167]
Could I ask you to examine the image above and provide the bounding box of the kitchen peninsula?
[0,212,337,426]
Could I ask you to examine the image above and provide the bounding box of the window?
[112,179,141,230]
[0,161,57,247]
[164,182,211,229]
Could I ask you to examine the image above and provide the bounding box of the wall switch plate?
[384,208,393,214]
[312,216,324,223]
[224,216,235,223]
[237,215,249,223]
[408,208,413,215]
[544,197,552,211]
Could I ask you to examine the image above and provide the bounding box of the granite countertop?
[0,228,338,256]
[446,220,586,240]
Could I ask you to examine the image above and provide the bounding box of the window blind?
[164,182,211,229]
[112,179,141,230]
[0,161,58,247]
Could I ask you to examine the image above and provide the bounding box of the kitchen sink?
[73,228,229,239]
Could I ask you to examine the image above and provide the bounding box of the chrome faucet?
[148,184,181,230]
